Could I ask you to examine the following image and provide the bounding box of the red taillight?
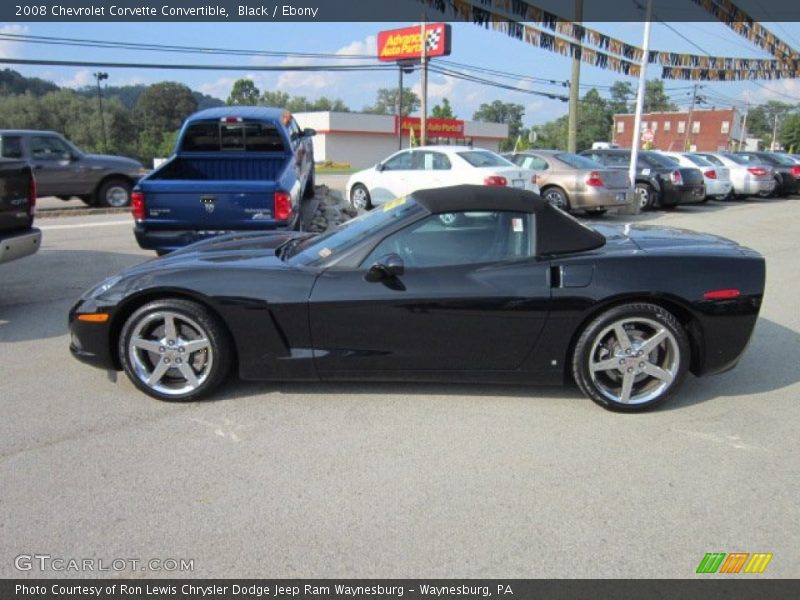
[670,170,683,185]
[221,117,243,123]
[131,191,145,220]
[28,172,36,216]
[703,288,741,300]
[747,166,767,177]
[586,171,604,187]
[483,175,508,187]
[274,191,293,221]
[791,165,800,177]
[704,170,717,179]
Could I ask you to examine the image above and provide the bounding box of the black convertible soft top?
[412,184,606,255]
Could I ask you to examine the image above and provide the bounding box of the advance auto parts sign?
[378,23,452,61]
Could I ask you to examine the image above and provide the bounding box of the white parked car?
[658,151,732,200]
[346,145,539,210]
[691,151,776,199]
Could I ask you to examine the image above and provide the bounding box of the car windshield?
[286,197,424,265]
[642,152,678,168]
[554,153,602,169]
[697,154,723,166]
[659,154,681,165]
[457,150,513,168]
[723,153,756,165]
[682,154,713,167]
[766,153,796,166]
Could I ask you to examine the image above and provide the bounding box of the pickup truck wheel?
[350,184,372,210]
[97,178,132,208]
[119,299,233,402]
[303,167,315,199]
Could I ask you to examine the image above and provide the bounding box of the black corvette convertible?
[70,185,765,411]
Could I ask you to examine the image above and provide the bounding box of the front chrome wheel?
[350,184,371,210]
[587,317,679,405]
[128,311,213,397]
[119,299,232,401]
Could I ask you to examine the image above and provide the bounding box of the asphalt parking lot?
[1,189,798,578]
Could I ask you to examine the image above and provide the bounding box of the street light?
[93,72,109,152]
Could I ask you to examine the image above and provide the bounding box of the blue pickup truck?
[132,107,315,254]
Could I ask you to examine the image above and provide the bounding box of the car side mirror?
[364,253,404,282]
[375,162,384,172]
[303,128,316,137]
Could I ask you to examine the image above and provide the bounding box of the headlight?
[83,275,123,299]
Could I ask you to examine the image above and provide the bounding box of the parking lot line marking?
[38,220,132,231]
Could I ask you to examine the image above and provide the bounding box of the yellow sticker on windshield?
[382,196,407,212]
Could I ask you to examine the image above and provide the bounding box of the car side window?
[382,151,413,171]
[413,151,451,171]
[362,211,535,269]
[30,136,71,161]
[522,156,548,170]
[0,136,23,159]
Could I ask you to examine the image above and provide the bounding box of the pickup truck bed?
[0,158,40,264]
[133,107,315,254]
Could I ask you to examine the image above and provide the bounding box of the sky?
[1,19,800,128]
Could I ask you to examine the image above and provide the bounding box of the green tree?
[431,98,455,118]
[608,81,633,115]
[575,88,612,152]
[285,96,311,112]
[472,100,525,150]
[134,82,197,163]
[363,87,420,116]
[227,78,260,105]
[309,96,350,112]
[260,90,290,107]
[779,113,800,152]
[643,80,678,113]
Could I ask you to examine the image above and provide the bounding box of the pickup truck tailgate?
[0,160,34,232]
[140,181,278,230]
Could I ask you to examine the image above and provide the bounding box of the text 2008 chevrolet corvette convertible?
[70,185,765,411]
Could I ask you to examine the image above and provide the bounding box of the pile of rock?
[304,185,360,232]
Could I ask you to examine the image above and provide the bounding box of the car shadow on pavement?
[199,317,797,412]
[0,248,149,343]
[658,316,799,411]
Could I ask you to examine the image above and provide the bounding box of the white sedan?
[346,145,539,209]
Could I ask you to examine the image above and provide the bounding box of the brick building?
[612,108,744,152]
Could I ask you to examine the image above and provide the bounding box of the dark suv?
[580,149,705,210]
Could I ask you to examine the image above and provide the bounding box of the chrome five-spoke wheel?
[119,299,232,401]
[572,303,689,411]
[588,317,679,405]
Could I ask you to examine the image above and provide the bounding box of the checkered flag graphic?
[426,29,441,52]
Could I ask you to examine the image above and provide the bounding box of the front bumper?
[0,228,41,264]
[68,300,119,371]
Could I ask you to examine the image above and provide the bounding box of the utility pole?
[419,17,428,147]
[684,83,700,151]
[93,71,109,153]
[738,103,749,151]
[567,0,583,153]
[397,65,404,150]
[771,112,779,151]
[629,0,653,215]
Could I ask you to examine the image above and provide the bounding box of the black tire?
[155,250,170,257]
[571,302,690,412]
[79,195,96,207]
[635,182,656,210]
[303,166,315,199]
[349,183,372,211]
[541,187,570,211]
[118,298,233,402]
[96,178,133,208]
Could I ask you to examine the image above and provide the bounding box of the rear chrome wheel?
[349,184,371,211]
[542,187,570,211]
[119,299,232,401]
[635,183,655,210]
[572,303,689,411]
